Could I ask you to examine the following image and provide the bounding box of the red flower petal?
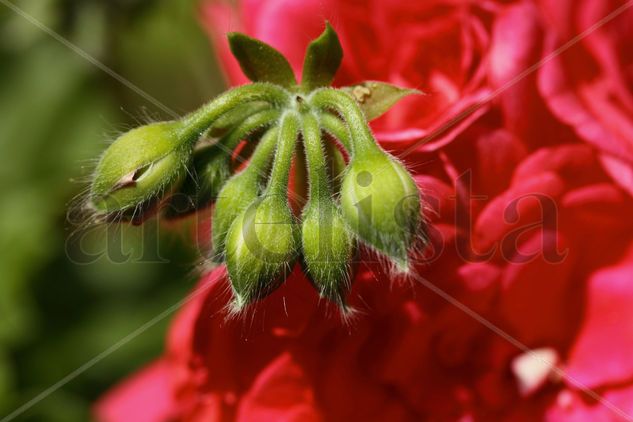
[566,246,633,388]
[236,353,320,422]
[94,359,177,422]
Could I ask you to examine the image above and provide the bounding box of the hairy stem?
[318,112,352,152]
[219,108,281,152]
[309,88,379,156]
[209,102,270,136]
[266,112,300,197]
[301,112,332,202]
[179,83,290,143]
[244,125,280,177]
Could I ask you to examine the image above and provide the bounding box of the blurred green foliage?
[0,0,225,419]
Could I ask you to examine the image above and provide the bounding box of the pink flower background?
[97,0,633,420]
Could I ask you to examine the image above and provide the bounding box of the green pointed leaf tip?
[301,22,343,91]
[228,32,297,88]
[341,81,422,121]
[90,122,190,214]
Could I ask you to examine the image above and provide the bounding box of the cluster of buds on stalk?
[87,23,427,313]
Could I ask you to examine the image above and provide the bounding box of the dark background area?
[0,0,224,419]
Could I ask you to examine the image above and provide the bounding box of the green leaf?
[301,22,343,91]
[228,32,297,88]
[341,81,422,121]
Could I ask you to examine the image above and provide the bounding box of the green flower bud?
[224,112,299,310]
[225,194,299,310]
[299,111,353,305]
[90,121,190,215]
[301,199,354,305]
[211,126,279,256]
[211,170,259,256]
[340,150,421,271]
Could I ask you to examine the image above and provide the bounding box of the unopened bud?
[211,170,259,257]
[224,195,299,309]
[90,122,190,215]
[301,199,354,305]
[340,151,421,271]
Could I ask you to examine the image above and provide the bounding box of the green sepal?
[301,22,343,92]
[341,81,421,121]
[228,32,297,88]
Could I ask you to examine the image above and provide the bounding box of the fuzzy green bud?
[340,150,421,271]
[301,199,354,305]
[225,194,299,309]
[212,170,259,256]
[211,126,279,256]
[224,113,299,309]
[300,111,354,305]
[90,121,190,215]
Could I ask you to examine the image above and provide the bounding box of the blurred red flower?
[96,0,633,420]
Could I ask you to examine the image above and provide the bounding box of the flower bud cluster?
[86,24,426,312]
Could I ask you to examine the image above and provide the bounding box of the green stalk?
[300,113,354,307]
[179,83,290,143]
[208,102,270,137]
[217,108,281,153]
[317,112,352,152]
[245,125,280,177]
[301,112,332,201]
[266,112,300,197]
[309,88,379,156]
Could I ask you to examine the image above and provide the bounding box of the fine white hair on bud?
[89,121,190,216]
[301,200,354,305]
[224,113,300,309]
[340,150,422,272]
[300,112,354,307]
[225,194,300,309]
